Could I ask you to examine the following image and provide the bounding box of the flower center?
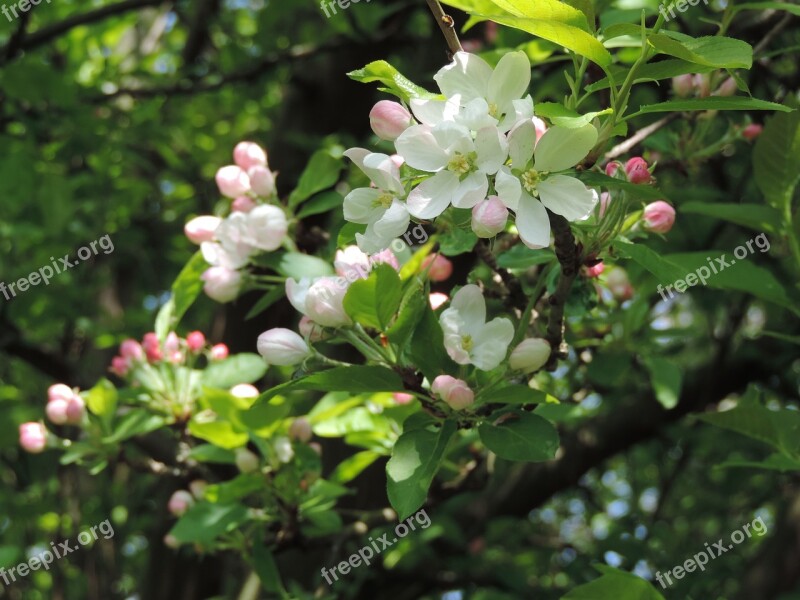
[461,334,474,352]
[447,152,475,176]
[521,168,543,195]
[488,102,499,117]
[372,192,394,209]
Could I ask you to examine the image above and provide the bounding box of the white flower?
[286,277,351,328]
[201,205,288,268]
[343,149,410,254]
[257,328,311,366]
[410,51,534,132]
[496,123,599,249]
[396,121,508,219]
[439,284,514,371]
[334,246,371,280]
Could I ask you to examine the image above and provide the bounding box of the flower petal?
[499,96,534,132]
[537,175,598,221]
[471,317,514,370]
[474,126,508,174]
[360,153,404,195]
[395,125,450,172]
[431,122,474,156]
[533,124,598,172]
[407,171,458,219]
[286,277,314,315]
[343,188,383,224]
[495,167,522,211]
[450,284,486,326]
[410,97,460,126]
[452,172,488,209]
[373,200,410,240]
[488,51,531,114]
[508,119,536,169]
[515,195,551,249]
[434,51,492,103]
[457,97,498,131]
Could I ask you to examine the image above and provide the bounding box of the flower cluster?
[346,52,601,252]
[110,331,228,377]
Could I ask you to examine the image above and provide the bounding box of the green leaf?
[154,298,175,342]
[717,453,800,472]
[439,225,478,256]
[642,356,683,409]
[86,379,118,426]
[187,444,237,464]
[295,190,344,219]
[259,252,334,279]
[252,540,287,595]
[479,385,555,405]
[330,451,381,483]
[563,565,665,600]
[409,306,459,381]
[535,103,613,128]
[629,96,791,118]
[288,149,343,208]
[168,502,249,545]
[202,353,267,389]
[647,34,752,69]
[488,0,590,30]
[343,264,403,330]
[478,412,559,461]
[104,410,165,443]
[613,240,687,284]
[171,251,207,325]
[681,202,783,234]
[347,61,438,103]
[576,172,665,200]
[259,366,404,401]
[753,105,800,212]
[497,246,556,269]
[188,418,249,449]
[386,282,428,347]
[386,419,457,519]
[245,286,286,321]
[586,59,715,93]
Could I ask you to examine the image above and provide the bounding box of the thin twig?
[475,240,527,310]
[604,114,678,161]
[753,12,793,57]
[425,0,463,57]
[544,212,581,370]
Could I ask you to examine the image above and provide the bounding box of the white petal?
[407,171,458,219]
[495,167,522,211]
[431,122,474,156]
[361,153,404,195]
[537,175,598,221]
[499,96,535,132]
[343,188,384,224]
[533,124,598,172]
[488,51,531,114]
[515,195,551,249]
[372,200,410,240]
[474,126,508,174]
[507,119,536,168]
[452,172,488,209]
[471,317,515,370]
[434,51,492,103]
[440,309,471,365]
[450,284,486,326]
[456,97,498,131]
[286,277,314,315]
[395,125,450,172]
[410,97,460,126]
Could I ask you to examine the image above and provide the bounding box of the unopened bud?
[233,141,268,170]
[624,157,651,184]
[742,123,763,141]
[257,328,311,366]
[19,423,47,453]
[471,196,508,238]
[643,201,676,234]
[421,254,454,282]
[186,331,206,353]
[184,216,222,245]
[431,375,474,410]
[168,490,194,516]
[248,166,276,197]
[215,165,250,198]
[288,418,313,443]
[369,101,414,141]
[235,448,260,473]
[509,338,551,373]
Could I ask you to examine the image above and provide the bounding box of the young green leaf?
[478,412,559,462]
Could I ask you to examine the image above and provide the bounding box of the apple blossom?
[168,490,194,516]
[672,74,694,98]
[19,423,47,453]
[48,383,75,404]
[431,375,474,410]
[120,339,144,361]
[392,392,414,405]
[369,100,414,141]
[248,166,276,197]
[257,328,312,366]
[142,333,162,362]
[210,344,229,360]
[111,356,129,376]
[334,246,371,280]
[288,418,313,443]
[598,192,612,219]
[439,284,514,370]
[184,216,222,244]
[298,316,327,342]
[370,248,400,271]
[471,196,508,238]
[585,262,605,278]
[201,266,243,303]
[274,437,294,463]
[46,399,70,425]
[186,331,206,352]
[287,277,352,328]
[216,165,251,198]
[714,77,738,97]
[233,141,268,170]
[163,534,180,549]
[421,254,453,282]
[509,338,551,373]
[643,201,676,234]
[65,395,85,424]
[606,267,634,301]
[230,384,260,398]
[429,292,449,310]
[231,196,256,213]
[625,157,651,184]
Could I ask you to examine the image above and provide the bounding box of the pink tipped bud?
[248,166,276,197]
[168,490,194,516]
[189,480,207,500]
[65,396,85,425]
[231,196,257,213]
[215,165,250,198]
[471,196,508,238]
[235,448,260,473]
[598,192,611,219]
[392,392,414,405]
[230,384,259,399]
[288,418,313,443]
[643,201,676,234]
[693,74,711,98]
[298,316,327,343]
[431,375,474,410]
[184,216,222,245]
[369,101,413,141]
[164,332,181,355]
[186,331,206,353]
[233,141,268,170]
[421,254,454,282]
[624,157,651,184]
[532,117,548,143]
[585,262,605,278]
[48,384,75,404]
[429,292,449,310]
[19,423,47,454]
[257,328,311,366]
[742,124,763,141]
[306,278,351,327]
[201,266,243,304]
[714,77,738,97]
[370,248,400,271]
[672,74,695,98]
[509,338,551,374]
[210,344,229,360]
[46,399,70,425]
[120,339,144,361]
[605,161,622,178]
[606,267,634,301]
[142,332,162,362]
[111,356,130,376]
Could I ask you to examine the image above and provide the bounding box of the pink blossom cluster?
[110,331,228,377]
[19,384,88,453]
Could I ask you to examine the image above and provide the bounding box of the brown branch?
[4,4,34,61]
[544,211,581,369]
[475,240,527,310]
[604,113,678,161]
[753,11,794,57]
[425,0,463,58]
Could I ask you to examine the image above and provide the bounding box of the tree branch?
[545,211,581,369]
[425,0,463,58]
[604,113,678,161]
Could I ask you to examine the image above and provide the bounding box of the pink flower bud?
[421,254,454,282]
[370,249,400,271]
[201,267,243,303]
[643,201,676,234]
[257,328,311,366]
[743,124,763,141]
[598,192,611,219]
[233,141,268,170]
[215,165,250,198]
[184,216,222,245]
[532,116,548,143]
[288,418,313,443]
[625,157,651,184]
[431,375,474,410]
[471,196,508,238]
[189,480,207,500]
[210,344,229,360]
[65,396,85,425]
[46,399,70,425]
[392,392,414,405]
[369,100,413,141]
[120,339,144,361]
[163,534,180,549]
[585,262,605,278]
[48,384,74,404]
[142,333,162,362]
[606,267,633,300]
[390,154,405,169]
[19,423,47,454]
[186,331,206,353]
[235,448,260,473]
[298,316,327,342]
[306,278,351,327]
[111,356,130,376]
[248,166,276,197]
[231,196,256,213]
[164,332,180,355]
[230,384,259,398]
[693,74,711,98]
[168,490,194,516]
[605,161,621,177]
[672,74,694,98]
[429,292,449,310]
[714,77,738,97]
[509,338,551,373]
